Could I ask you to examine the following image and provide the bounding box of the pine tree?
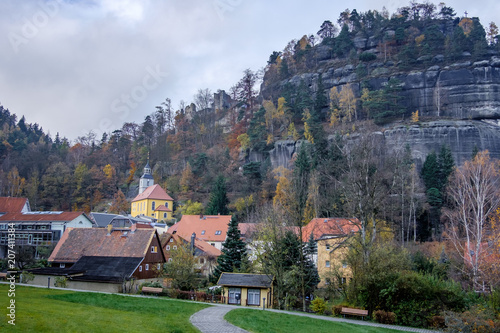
[205,175,229,215]
[211,218,248,283]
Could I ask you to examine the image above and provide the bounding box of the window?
[157,263,161,270]
[168,258,172,262]
[341,277,347,284]
[325,244,330,250]
[199,258,205,264]
[325,260,330,268]
[342,262,348,269]
[60,263,65,268]
[201,230,205,235]
[211,243,215,247]
[169,238,173,242]
[166,245,170,250]
[139,265,142,272]
[165,202,168,208]
[247,289,260,306]
[145,264,149,271]
[228,288,241,305]
[173,245,177,250]
[151,246,157,253]
[215,230,221,235]
[152,202,156,210]
[163,213,167,218]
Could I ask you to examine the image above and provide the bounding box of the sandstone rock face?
[256,121,500,170]
[259,55,500,170]
[383,120,500,167]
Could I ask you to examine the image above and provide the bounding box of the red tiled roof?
[160,233,221,257]
[154,204,172,212]
[48,227,157,263]
[302,218,360,242]
[0,197,29,213]
[132,184,173,202]
[0,211,88,222]
[167,215,232,243]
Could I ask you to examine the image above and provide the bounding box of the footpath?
[8,283,436,333]
[189,302,438,333]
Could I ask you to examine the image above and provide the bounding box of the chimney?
[191,232,196,254]
[106,224,113,235]
[130,223,136,233]
[199,214,203,220]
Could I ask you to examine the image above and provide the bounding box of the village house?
[0,197,94,258]
[168,214,233,251]
[27,224,165,293]
[302,217,359,288]
[161,232,221,278]
[217,272,273,307]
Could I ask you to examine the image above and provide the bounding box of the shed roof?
[217,273,273,288]
[68,256,143,282]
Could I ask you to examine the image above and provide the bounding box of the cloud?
[0,0,499,141]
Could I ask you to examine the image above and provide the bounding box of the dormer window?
[215,230,221,235]
[201,230,205,235]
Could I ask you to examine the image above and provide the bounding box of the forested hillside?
[1,1,500,244]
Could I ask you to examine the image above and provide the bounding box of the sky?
[1,0,499,142]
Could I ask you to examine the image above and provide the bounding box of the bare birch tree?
[444,151,500,290]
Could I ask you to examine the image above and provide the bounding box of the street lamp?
[262,297,266,310]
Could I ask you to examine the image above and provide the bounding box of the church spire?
[139,156,154,194]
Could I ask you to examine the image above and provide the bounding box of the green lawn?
[0,285,208,332]
[225,308,407,333]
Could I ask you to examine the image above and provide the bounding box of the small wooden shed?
[217,273,273,308]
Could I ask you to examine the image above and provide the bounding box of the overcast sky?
[1,0,499,141]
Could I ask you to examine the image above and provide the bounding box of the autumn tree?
[108,189,129,214]
[444,151,500,290]
[164,243,198,290]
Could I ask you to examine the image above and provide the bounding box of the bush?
[21,271,35,283]
[332,304,343,317]
[310,297,327,315]
[54,276,68,288]
[140,281,163,290]
[374,310,396,324]
[359,52,377,62]
[444,306,500,333]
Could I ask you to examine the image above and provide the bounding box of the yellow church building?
[131,161,174,221]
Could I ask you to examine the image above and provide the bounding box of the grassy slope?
[225,308,407,333]
[0,285,208,333]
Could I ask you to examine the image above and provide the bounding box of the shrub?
[430,315,445,329]
[21,271,35,283]
[444,306,500,333]
[374,310,396,324]
[310,297,327,315]
[359,52,377,62]
[54,276,68,288]
[140,281,163,290]
[332,305,343,317]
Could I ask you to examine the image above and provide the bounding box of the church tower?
[139,160,153,194]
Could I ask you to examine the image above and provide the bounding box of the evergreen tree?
[205,175,229,215]
[211,218,248,283]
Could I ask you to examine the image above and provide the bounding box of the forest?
[1,2,500,329]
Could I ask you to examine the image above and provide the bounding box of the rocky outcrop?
[384,120,500,167]
[253,120,500,170]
